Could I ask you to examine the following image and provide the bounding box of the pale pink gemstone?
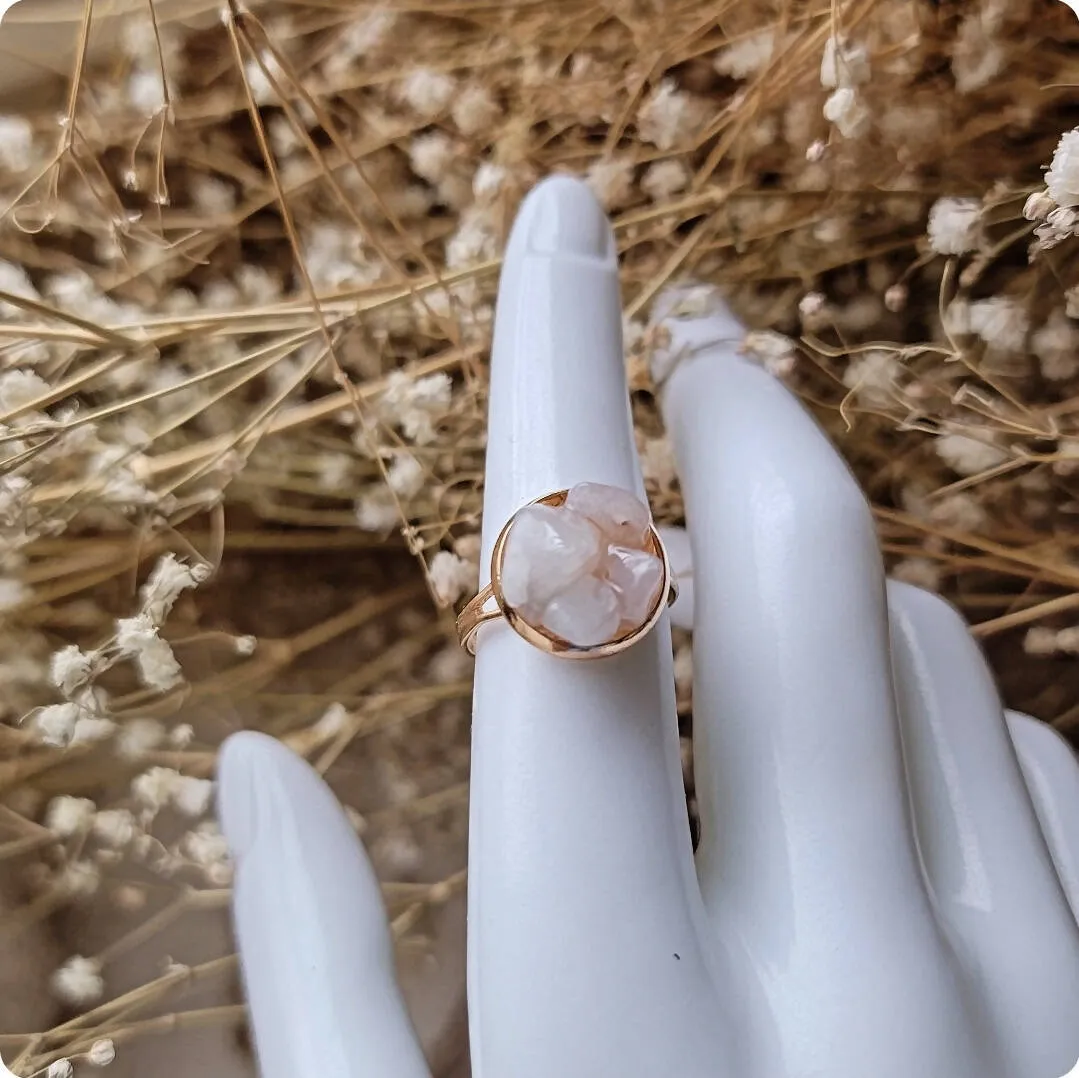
[605,545,664,627]
[564,482,650,548]
[500,504,603,610]
[540,576,622,647]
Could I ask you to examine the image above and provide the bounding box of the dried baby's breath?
[0,0,1077,1070]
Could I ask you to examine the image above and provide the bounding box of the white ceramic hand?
[217,177,1079,1078]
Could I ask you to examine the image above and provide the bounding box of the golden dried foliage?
[0,0,1077,1070]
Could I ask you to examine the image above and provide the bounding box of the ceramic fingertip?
[521,175,614,263]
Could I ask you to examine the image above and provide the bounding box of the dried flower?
[1032,310,1079,381]
[742,330,798,377]
[893,558,941,591]
[128,68,167,115]
[140,554,210,625]
[714,31,775,79]
[48,646,94,697]
[314,702,349,739]
[377,371,452,445]
[172,775,215,818]
[71,716,117,745]
[0,115,34,172]
[46,796,96,837]
[451,83,500,135]
[355,491,399,533]
[473,162,507,202]
[636,79,703,151]
[968,297,1029,353]
[408,132,455,184]
[191,175,236,216]
[232,634,256,656]
[87,1039,116,1067]
[1024,189,1055,221]
[884,284,908,312]
[170,723,195,747]
[428,551,477,606]
[397,68,456,115]
[115,614,183,692]
[182,820,230,868]
[935,433,1008,476]
[641,160,689,201]
[586,158,634,209]
[1025,626,1062,656]
[131,766,179,813]
[117,718,165,760]
[244,51,285,107]
[823,87,869,139]
[0,368,49,412]
[59,859,101,899]
[842,351,900,406]
[31,703,82,747]
[1046,128,1079,208]
[820,36,870,90]
[386,452,425,497]
[324,9,395,76]
[51,956,104,1005]
[47,1061,73,1078]
[93,809,136,848]
[926,197,982,255]
[952,11,1005,93]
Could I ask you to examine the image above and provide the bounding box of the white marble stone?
[540,577,622,647]
[500,504,604,609]
[604,545,664,626]
[564,482,650,547]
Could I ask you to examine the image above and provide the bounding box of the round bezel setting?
[487,488,674,659]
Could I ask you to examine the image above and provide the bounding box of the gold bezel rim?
[458,488,675,659]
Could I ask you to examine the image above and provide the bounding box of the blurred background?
[0,0,1077,1074]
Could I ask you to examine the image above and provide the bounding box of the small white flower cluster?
[0,113,37,173]
[427,550,478,606]
[741,330,798,378]
[892,557,942,592]
[1031,310,1079,382]
[396,68,456,116]
[636,79,706,152]
[935,432,1008,477]
[30,554,209,747]
[842,350,901,408]
[926,197,982,255]
[1025,129,1079,254]
[1046,129,1079,208]
[244,50,286,107]
[1024,625,1079,657]
[951,0,1006,95]
[51,955,104,1005]
[302,222,385,292]
[713,30,776,79]
[967,296,1030,355]
[445,202,502,268]
[322,9,396,81]
[586,158,635,210]
[131,766,214,820]
[451,83,501,136]
[641,159,689,201]
[820,35,871,139]
[374,370,453,447]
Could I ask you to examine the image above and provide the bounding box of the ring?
[456,482,677,659]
